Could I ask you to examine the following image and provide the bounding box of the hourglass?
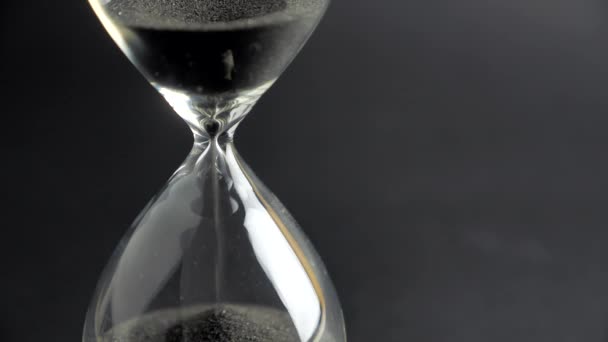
[82,0,346,341]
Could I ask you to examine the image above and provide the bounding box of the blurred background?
[3,0,608,341]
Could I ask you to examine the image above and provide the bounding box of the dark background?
[3,0,608,341]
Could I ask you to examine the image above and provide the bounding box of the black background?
[3,0,608,341]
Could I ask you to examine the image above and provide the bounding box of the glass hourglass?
[82,0,345,341]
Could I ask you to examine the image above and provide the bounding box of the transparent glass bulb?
[83,0,345,341]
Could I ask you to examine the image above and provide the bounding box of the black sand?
[103,305,300,342]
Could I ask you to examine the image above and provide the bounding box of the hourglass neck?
[157,83,272,148]
[192,126,236,151]
[190,133,235,156]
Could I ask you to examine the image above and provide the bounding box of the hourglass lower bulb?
[83,0,345,341]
